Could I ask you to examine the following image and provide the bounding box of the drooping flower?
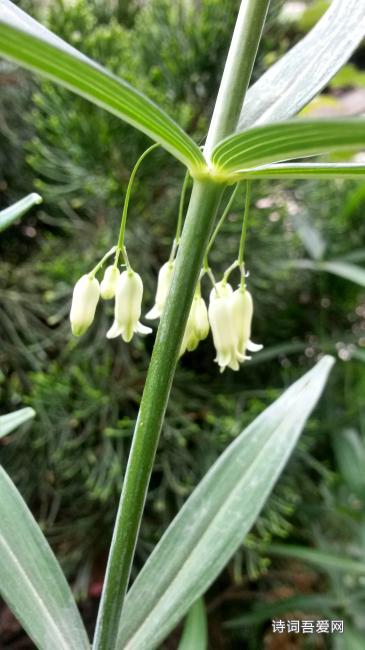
[180,293,210,356]
[146,261,175,320]
[208,282,245,372]
[106,270,152,342]
[70,274,100,337]
[231,288,263,358]
[100,265,120,300]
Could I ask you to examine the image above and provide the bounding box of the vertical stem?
[93,180,224,650]
[115,143,159,257]
[204,0,271,159]
[238,180,251,266]
[203,183,240,269]
[94,2,271,648]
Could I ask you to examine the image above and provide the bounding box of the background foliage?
[1,0,365,647]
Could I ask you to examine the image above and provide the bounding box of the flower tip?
[106,321,121,339]
[247,340,263,352]
[136,322,152,336]
[145,305,161,320]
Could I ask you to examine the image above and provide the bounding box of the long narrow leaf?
[0,466,90,649]
[212,120,365,173]
[237,0,365,130]
[263,544,365,575]
[0,407,35,438]
[0,193,42,232]
[288,259,365,287]
[0,0,204,172]
[225,594,339,628]
[231,162,365,181]
[117,356,334,650]
[178,599,207,650]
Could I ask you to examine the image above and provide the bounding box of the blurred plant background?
[1,0,365,648]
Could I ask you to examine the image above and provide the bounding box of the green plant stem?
[203,183,239,270]
[114,143,159,267]
[94,3,270,647]
[89,246,116,278]
[204,0,271,158]
[169,170,190,262]
[238,180,251,280]
[93,179,224,650]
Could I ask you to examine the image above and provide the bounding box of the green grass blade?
[231,162,365,181]
[117,356,334,650]
[288,259,365,287]
[237,0,365,130]
[263,544,365,575]
[0,1,204,172]
[0,193,42,232]
[225,594,339,628]
[0,466,90,650]
[0,407,35,438]
[212,120,365,173]
[178,599,208,650]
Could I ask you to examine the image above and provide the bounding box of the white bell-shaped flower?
[70,274,100,337]
[100,265,120,300]
[106,270,152,342]
[231,288,263,357]
[208,282,246,372]
[146,261,175,320]
[180,294,209,356]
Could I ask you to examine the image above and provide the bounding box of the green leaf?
[0,1,204,172]
[212,120,365,174]
[263,544,365,575]
[178,599,207,650]
[333,429,365,496]
[0,407,35,438]
[231,162,365,181]
[338,626,365,650]
[288,259,365,287]
[0,193,42,232]
[289,212,326,261]
[237,0,365,130]
[225,593,338,628]
[117,356,334,650]
[0,466,90,649]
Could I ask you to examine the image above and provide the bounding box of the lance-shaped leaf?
[0,0,205,172]
[237,0,365,130]
[230,163,365,181]
[0,465,90,649]
[117,356,334,650]
[178,599,207,650]
[0,407,35,438]
[261,544,365,576]
[212,120,365,174]
[0,193,42,232]
[288,259,365,287]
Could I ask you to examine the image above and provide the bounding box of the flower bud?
[107,270,152,342]
[180,291,209,357]
[146,261,175,320]
[231,289,262,357]
[100,265,120,300]
[70,274,100,337]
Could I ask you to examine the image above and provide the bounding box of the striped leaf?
[0,0,205,172]
[212,120,365,174]
[237,0,365,130]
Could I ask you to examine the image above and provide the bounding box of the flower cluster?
[70,257,151,343]
[70,245,262,372]
[69,154,261,372]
